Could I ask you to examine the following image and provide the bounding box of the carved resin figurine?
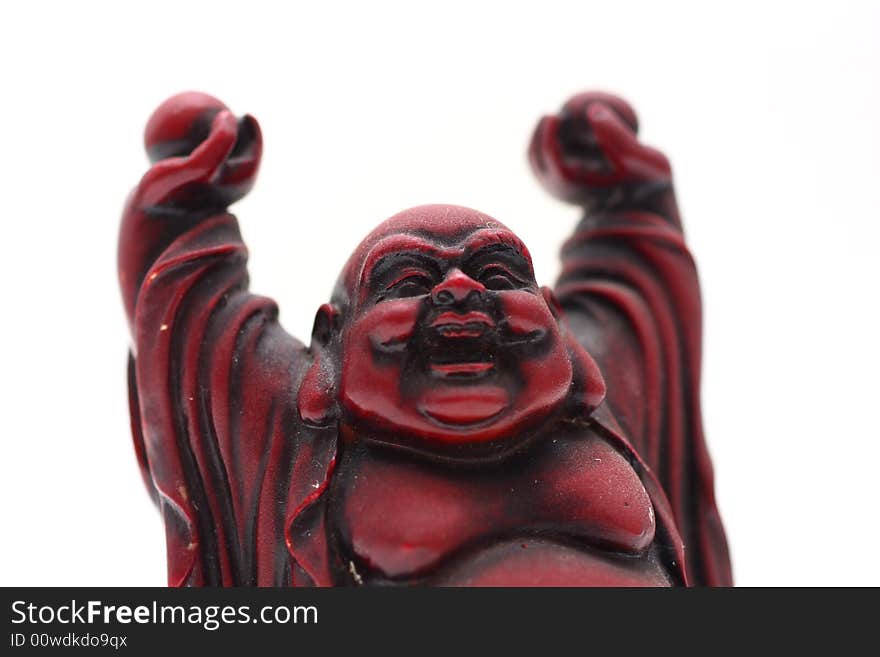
[118,91,731,586]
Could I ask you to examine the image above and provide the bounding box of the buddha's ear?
[541,286,606,415]
[541,286,563,320]
[310,303,341,348]
[298,303,342,427]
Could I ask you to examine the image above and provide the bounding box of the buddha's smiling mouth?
[429,310,495,338]
[425,331,496,381]
[370,304,550,388]
[429,360,495,378]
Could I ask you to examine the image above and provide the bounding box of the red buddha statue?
[118,90,731,586]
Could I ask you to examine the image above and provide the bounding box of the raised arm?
[529,92,731,586]
[118,92,262,327]
[119,93,311,586]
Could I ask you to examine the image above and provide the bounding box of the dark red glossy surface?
[119,91,731,587]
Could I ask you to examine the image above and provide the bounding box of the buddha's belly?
[429,538,671,587]
[331,427,669,586]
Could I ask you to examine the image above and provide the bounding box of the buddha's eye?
[382,268,434,300]
[477,264,525,291]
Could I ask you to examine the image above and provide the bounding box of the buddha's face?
[336,206,573,458]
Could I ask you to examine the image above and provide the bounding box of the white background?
[0,1,877,586]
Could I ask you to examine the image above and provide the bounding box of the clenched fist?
[529,91,671,205]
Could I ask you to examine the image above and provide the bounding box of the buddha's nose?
[431,268,486,305]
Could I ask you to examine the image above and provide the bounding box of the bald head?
[333,205,533,312]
